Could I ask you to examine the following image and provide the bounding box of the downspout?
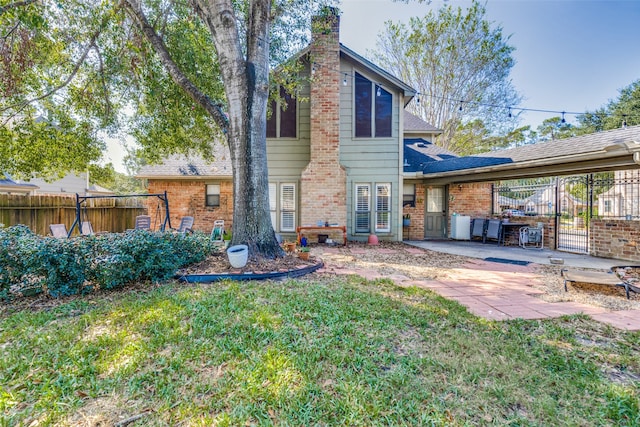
[554,177,560,250]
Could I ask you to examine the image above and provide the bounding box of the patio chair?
[519,226,543,250]
[484,219,501,244]
[174,216,194,234]
[134,215,152,230]
[211,219,225,241]
[471,218,486,241]
[49,224,68,238]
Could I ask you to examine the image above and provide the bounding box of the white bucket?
[227,244,248,268]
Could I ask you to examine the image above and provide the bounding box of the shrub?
[0,226,216,300]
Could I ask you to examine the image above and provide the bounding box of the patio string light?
[310,61,640,124]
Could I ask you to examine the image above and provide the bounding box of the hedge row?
[0,225,216,299]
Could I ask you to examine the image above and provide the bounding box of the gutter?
[419,142,640,181]
[135,174,233,180]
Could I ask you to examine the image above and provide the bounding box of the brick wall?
[402,183,425,240]
[300,7,347,227]
[146,179,233,233]
[590,219,640,262]
[448,183,493,218]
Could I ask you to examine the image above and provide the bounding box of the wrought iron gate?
[494,172,631,254]
[556,176,589,253]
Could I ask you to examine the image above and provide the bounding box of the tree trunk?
[126,0,283,259]
[196,0,283,259]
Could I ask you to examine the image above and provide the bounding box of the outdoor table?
[297,225,347,245]
[499,222,528,246]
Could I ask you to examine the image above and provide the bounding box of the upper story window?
[354,72,392,138]
[267,87,297,138]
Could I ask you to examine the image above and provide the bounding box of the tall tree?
[449,120,536,155]
[535,116,575,141]
[373,0,521,153]
[1,0,327,259]
[576,79,640,133]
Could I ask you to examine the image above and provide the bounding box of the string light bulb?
[561,111,566,123]
[458,101,463,112]
[376,85,381,97]
[342,74,348,86]
[508,107,512,118]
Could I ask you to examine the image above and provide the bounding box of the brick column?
[300,7,347,227]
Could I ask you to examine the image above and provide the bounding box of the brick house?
[136,8,640,260]
[137,8,444,243]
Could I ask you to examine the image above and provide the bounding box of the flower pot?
[298,251,310,261]
[284,242,296,252]
[368,234,379,245]
[227,244,248,268]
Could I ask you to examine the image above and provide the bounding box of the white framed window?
[375,183,391,233]
[269,183,277,227]
[355,184,370,233]
[280,183,296,232]
[205,184,220,207]
[269,182,297,232]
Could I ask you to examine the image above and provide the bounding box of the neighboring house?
[17,172,114,196]
[597,169,640,218]
[521,185,586,217]
[0,174,39,195]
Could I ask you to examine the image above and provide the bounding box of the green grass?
[1,275,639,426]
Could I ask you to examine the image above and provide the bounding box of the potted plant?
[298,247,310,260]
[223,231,232,248]
[403,214,411,227]
[284,241,296,252]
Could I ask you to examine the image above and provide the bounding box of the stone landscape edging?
[176,260,324,283]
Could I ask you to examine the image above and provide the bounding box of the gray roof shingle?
[422,125,640,174]
[403,111,442,133]
[137,144,232,178]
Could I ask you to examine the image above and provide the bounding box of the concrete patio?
[315,240,640,331]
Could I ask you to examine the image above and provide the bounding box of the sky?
[339,0,640,129]
[105,0,640,172]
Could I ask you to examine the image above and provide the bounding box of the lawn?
[1,275,639,426]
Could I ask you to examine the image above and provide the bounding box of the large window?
[269,182,297,232]
[266,87,297,138]
[354,183,392,233]
[205,184,220,207]
[354,72,392,138]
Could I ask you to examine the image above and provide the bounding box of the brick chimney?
[300,7,347,227]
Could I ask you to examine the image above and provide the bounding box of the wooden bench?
[561,268,640,299]
[297,226,347,246]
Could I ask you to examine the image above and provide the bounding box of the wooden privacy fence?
[0,194,148,236]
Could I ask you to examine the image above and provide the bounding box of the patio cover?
[409,126,640,184]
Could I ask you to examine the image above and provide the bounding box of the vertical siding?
[339,63,403,241]
[266,72,311,179]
